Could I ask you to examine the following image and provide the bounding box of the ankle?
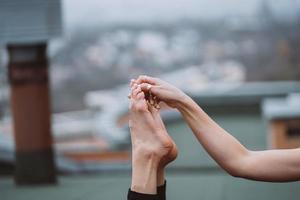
[132,147,162,165]
[133,140,172,159]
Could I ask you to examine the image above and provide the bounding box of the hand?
[135,75,187,108]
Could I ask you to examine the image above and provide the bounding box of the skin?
[129,80,178,187]
[129,83,177,194]
[135,75,300,182]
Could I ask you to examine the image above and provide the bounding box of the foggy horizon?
[63,0,300,31]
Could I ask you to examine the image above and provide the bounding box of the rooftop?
[263,93,300,120]
[1,81,300,199]
[1,172,299,200]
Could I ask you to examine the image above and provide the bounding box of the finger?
[140,83,153,92]
[136,75,158,85]
[132,85,142,99]
[131,83,138,90]
[130,84,138,98]
[140,83,160,96]
[153,96,161,109]
[147,101,156,113]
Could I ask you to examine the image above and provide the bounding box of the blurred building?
[0,0,62,185]
[263,93,300,149]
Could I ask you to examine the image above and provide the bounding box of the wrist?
[175,93,193,111]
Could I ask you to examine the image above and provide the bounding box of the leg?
[128,84,173,199]
[128,80,178,200]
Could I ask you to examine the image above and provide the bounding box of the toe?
[131,84,140,99]
[131,89,148,113]
[130,79,136,87]
[136,90,145,100]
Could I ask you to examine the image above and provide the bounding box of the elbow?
[223,163,244,178]
[226,166,245,178]
[223,151,253,178]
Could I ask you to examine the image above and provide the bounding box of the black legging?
[127,181,166,200]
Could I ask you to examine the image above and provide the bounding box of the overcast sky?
[62,0,300,31]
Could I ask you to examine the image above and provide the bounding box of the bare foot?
[129,79,178,165]
[129,84,175,193]
[129,84,173,160]
[130,82,178,188]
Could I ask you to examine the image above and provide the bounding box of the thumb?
[140,83,160,96]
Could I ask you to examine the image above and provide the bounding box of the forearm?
[242,149,300,182]
[176,95,249,175]
[176,96,300,181]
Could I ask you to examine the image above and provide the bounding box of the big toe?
[131,91,148,113]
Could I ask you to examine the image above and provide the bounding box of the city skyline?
[63,0,300,31]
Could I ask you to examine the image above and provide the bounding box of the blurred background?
[0,0,300,199]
